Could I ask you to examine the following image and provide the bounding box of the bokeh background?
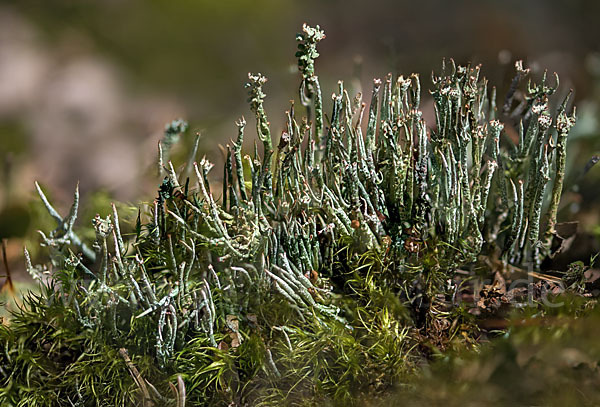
[1,0,600,279]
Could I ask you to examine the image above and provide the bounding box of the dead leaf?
[549,221,578,258]
[226,315,243,348]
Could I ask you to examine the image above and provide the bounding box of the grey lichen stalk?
[5,23,577,405]
[30,22,575,365]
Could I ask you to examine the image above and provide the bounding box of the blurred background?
[1,0,600,280]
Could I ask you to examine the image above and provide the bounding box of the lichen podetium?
[0,24,577,406]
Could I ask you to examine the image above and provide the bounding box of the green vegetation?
[0,24,593,406]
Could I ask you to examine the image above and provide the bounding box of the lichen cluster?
[0,24,577,406]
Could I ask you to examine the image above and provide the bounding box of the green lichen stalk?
[296,23,326,145]
[0,25,578,407]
